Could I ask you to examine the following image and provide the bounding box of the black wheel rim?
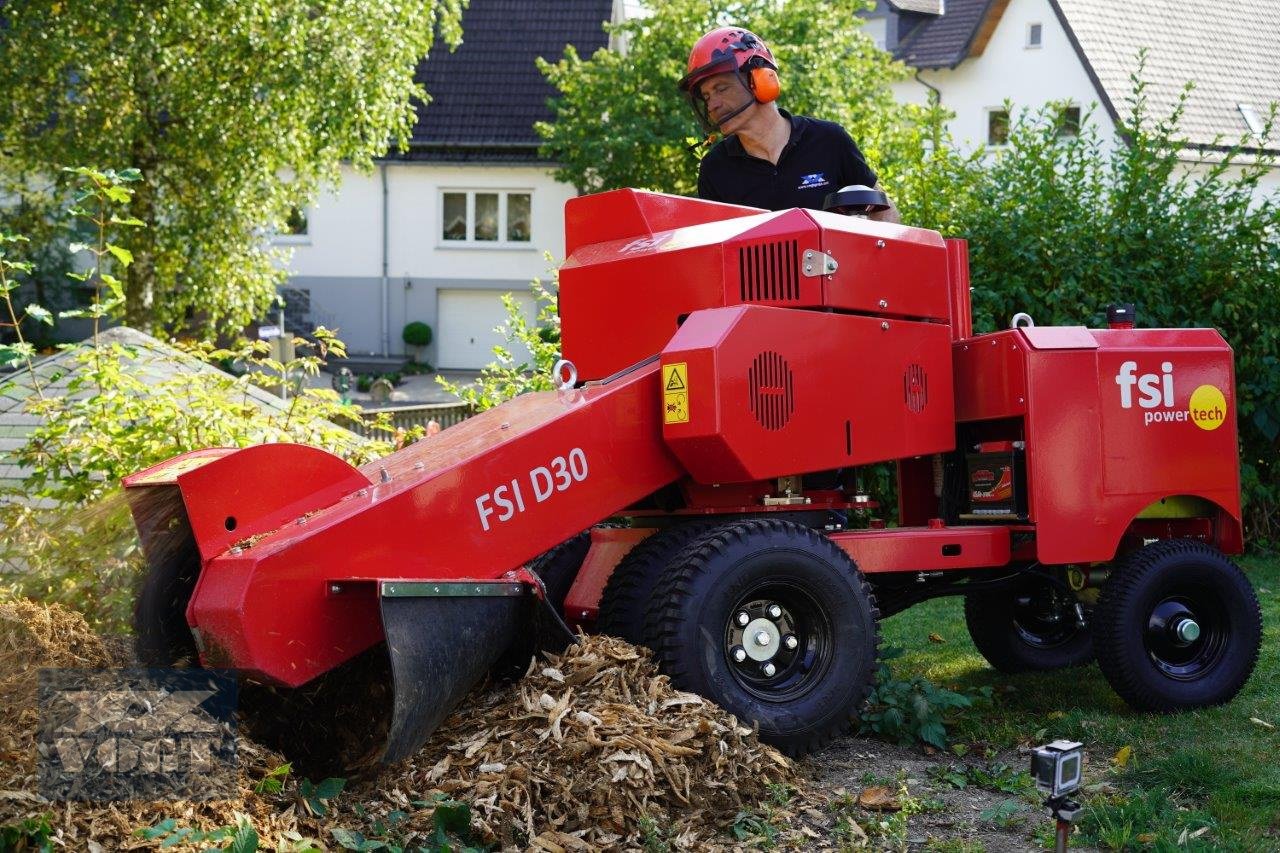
[723,580,834,703]
[1143,585,1229,681]
[1011,583,1080,649]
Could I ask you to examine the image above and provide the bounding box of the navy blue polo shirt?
[696,109,878,211]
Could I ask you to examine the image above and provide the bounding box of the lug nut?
[732,646,747,663]
[754,631,771,647]
[784,634,798,650]
[762,662,777,677]
[736,611,750,627]
[766,604,782,619]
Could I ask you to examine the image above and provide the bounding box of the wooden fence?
[348,401,474,439]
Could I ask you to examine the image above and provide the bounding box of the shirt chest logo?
[798,172,829,190]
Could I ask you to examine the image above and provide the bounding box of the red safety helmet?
[678,27,780,133]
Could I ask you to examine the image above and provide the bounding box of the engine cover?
[659,305,955,483]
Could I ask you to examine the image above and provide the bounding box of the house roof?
[1050,0,1280,153]
[0,327,363,500]
[395,0,614,163]
[888,0,945,15]
[893,0,1004,69]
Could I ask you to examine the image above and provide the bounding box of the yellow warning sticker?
[663,362,689,424]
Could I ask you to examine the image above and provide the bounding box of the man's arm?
[869,183,901,224]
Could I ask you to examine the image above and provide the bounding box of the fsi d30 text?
[475,449,590,531]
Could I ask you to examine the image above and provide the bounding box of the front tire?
[645,519,879,756]
[1093,539,1261,711]
[964,574,1093,673]
[597,523,711,646]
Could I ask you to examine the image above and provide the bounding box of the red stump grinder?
[125,187,1262,771]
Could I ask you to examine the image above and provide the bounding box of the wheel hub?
[1144,594,1226,680]
[724,591,826,702]
[743,618,780,662]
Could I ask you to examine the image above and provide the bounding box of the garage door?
[436,289,537,370]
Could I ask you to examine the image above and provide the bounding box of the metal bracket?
[380,581,527,598]
[801,249,838,277]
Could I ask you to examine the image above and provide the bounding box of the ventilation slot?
[739,240,800,303]
[748,351,795,430]
[904,364,928,413]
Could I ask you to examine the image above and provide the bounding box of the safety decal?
[663,362,689,424]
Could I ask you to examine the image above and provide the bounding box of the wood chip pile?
[0,598,836,850]
[400,634,798,849]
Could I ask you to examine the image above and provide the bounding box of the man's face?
[697,71,755,132]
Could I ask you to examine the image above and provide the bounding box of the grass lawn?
[880,555,1280,851]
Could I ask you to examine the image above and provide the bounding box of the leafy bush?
[0,167,414,630]
[436,267,562,411]
[888,65,1280,543]
[402,320,432,348]
[859,646,989,749]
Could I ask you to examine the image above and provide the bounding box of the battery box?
[962,441,1027,521]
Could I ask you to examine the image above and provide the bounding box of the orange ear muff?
[749,66,780,103]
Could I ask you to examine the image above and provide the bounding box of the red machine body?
[123,188,1247,767]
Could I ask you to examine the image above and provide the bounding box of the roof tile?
[405,0,613,161]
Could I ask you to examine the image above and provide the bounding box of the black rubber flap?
[379,594,525,764]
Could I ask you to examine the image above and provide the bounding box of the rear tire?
[646,519,879,756]
[597,524,711,646]
[1093,539,1261,711]
[964,574,1093,673]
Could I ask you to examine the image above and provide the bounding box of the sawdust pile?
[399,634,799,849]
[0,598,822,850]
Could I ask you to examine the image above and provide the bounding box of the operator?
[679,27,901,223]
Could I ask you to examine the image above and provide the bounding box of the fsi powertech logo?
[1115,360,1226,430]
[38,668,237,801]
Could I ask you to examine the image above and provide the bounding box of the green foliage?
[977,798,1026,828]
[536,0,918,195]
[638,815,673,853]
[1076,786,1218,851]
[254,762,293,796]
[0,814,53,853]
[930,66,1280,542]
[136,814,258,851]
[0,185,411,631]
[860,646,989,750]
[436,272,563,411]
[928,761,1034,795]
[298,777,346,818]
[402,321,434,348]
[0,0,465,336]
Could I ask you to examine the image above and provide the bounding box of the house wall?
[891,0,1114,150]
[277,162,575,364]
[885,0,1278,201]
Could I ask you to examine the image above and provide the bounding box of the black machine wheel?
[597,523,711,646]
[528,532,591,616]
[964,574,1093,673]
[1093,539,1262,712]
[645,519,879,756]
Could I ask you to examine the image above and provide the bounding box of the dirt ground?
[796,736,1090,852]
[5,609,1095,852]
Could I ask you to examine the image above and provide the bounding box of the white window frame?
[986,108,1011,147]
[437,189,535,249]
[1026,22,1043,49]
[272,205,312,245]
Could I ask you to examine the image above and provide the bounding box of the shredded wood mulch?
[0,597,851,851]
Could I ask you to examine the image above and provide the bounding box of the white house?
[276,0,614,368]
[862,0,1279,194]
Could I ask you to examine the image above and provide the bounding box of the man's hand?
[868,183,901,224]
